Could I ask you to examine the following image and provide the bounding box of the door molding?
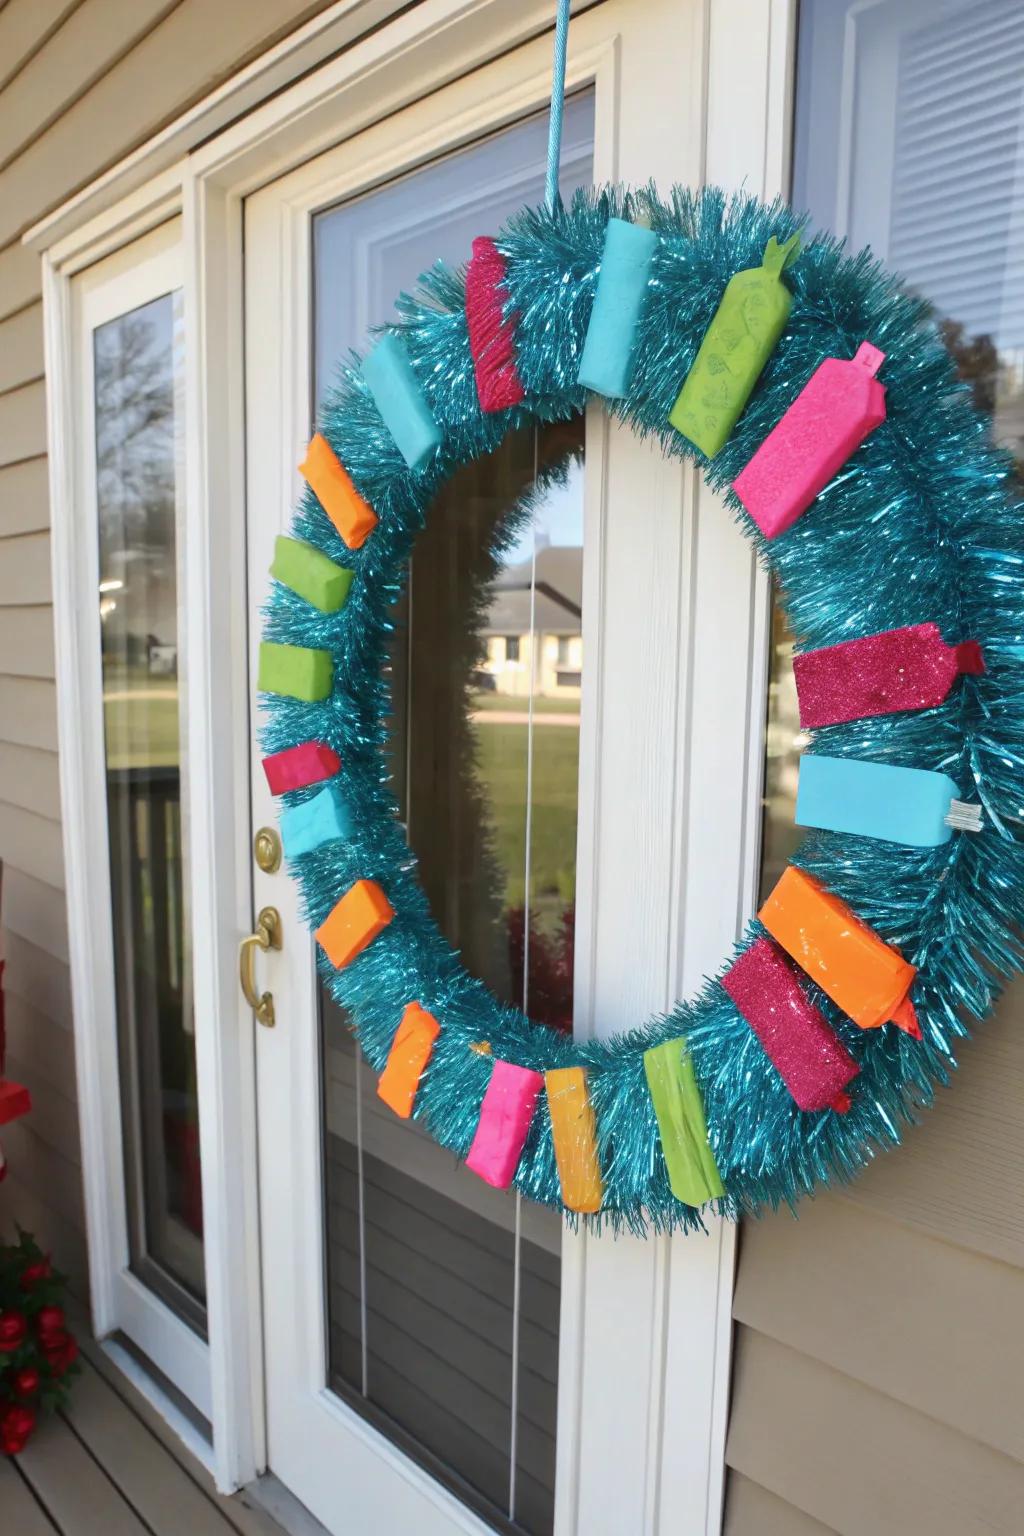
[44,221,212,1421]
[37,0,797,1511]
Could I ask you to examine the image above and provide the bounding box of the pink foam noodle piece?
[465,237,525,413]
[466,1059,544,1188]
[794,622,985,730]
[262,740,341,794]
[722,938,859,1113]
[733,341,887,538]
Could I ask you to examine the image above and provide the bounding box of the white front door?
[240,4,786,1532]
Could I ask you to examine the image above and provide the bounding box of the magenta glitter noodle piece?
[793,621,985,731]
[722,938,859,1114]
[733,340,887,538]
[465,236,525,413]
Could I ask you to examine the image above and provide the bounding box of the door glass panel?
[94,290,204,1330]
[761,0,1024,898]
[315,94,594,1535]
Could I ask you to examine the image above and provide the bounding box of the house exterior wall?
[724,976,1024,1532]
[0,0,339,1295]
[482,632,583,699]
[0,3,1020,1533]
[723,0,1024,1524]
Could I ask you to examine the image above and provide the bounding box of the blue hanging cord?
[545,0,572,211]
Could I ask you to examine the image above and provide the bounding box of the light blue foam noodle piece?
[361,332,442,473]
[280,783,353,859]
[577,218,659,399]
[796,754,957,847]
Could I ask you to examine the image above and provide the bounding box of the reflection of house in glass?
[479,544,582,698]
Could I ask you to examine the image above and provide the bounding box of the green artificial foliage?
[0,1230,79,1453]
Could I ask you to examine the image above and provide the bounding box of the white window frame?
[31,0,797,1515]
[55,217,212,1424]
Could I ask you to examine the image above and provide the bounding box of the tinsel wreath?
[260,184,1024,1236]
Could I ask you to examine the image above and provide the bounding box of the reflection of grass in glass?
[471,691,580,715]
[471,718,580,931]
[103,664,180,770]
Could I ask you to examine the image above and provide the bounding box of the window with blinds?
[734,4,1024,1529]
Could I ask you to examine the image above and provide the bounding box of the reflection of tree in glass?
[94,297,179,659]
[96,304,175,530]
[940,318,1023,483]
[95,293,203,1304]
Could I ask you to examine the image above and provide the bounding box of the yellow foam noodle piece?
[545,1067,604,1214]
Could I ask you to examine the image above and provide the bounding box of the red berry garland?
[0,1232,78,1453]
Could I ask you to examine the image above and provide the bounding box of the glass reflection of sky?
[505,460,584,563]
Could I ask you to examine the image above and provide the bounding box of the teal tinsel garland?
[261,185,1024,1236]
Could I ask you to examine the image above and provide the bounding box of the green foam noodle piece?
[669,232,800,458]
[643,1037,725,1208]
[271,536,353,613]
[258,641,333,703]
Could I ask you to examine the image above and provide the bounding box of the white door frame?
[48,220,212,1421]
[34,0,796,1512]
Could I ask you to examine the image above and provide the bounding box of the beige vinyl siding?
[0,240,44,321]
[0,379,48,460]
[0,0,339,1297]
[0,456,49,536]
[726,1475,832,1536]
[724,977,1024,1533]
[0,3,81,93]
[0,301,44,393]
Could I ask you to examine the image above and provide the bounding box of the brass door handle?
[240,906,282,1027]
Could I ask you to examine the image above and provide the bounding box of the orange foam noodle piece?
[299,433,378,551]
[316,878,394,970]
[545,1067,603,1214]
[378,1003,441,1118]
[759,866,917,1032]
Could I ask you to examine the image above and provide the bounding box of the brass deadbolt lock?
[254,826,282,873]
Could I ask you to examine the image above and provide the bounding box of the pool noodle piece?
[258,641,332,702]
[733,341,886,538]
[262,741,341,795]
[796,754,960,848]
[577,217,658,399]
[270,535,353,613]
[545,1067,604,1213]
[759,866,918,1034]
[793,622,985,730]
[299,434,378,551]
[669,232,800,458]
[316,878,394,970]
[465,237,524,412]
[378,1002,441,1119]
[361,332,442,473]
[643,1038,725,1208]
[280,783,353,859]
[0,1079,31,1126]
[466,1059,544,1190]
[721,938,859,1112]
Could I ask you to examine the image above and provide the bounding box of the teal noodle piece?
[260,185,1024,1236]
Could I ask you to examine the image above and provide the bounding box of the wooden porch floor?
[1,1331,300,1536]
